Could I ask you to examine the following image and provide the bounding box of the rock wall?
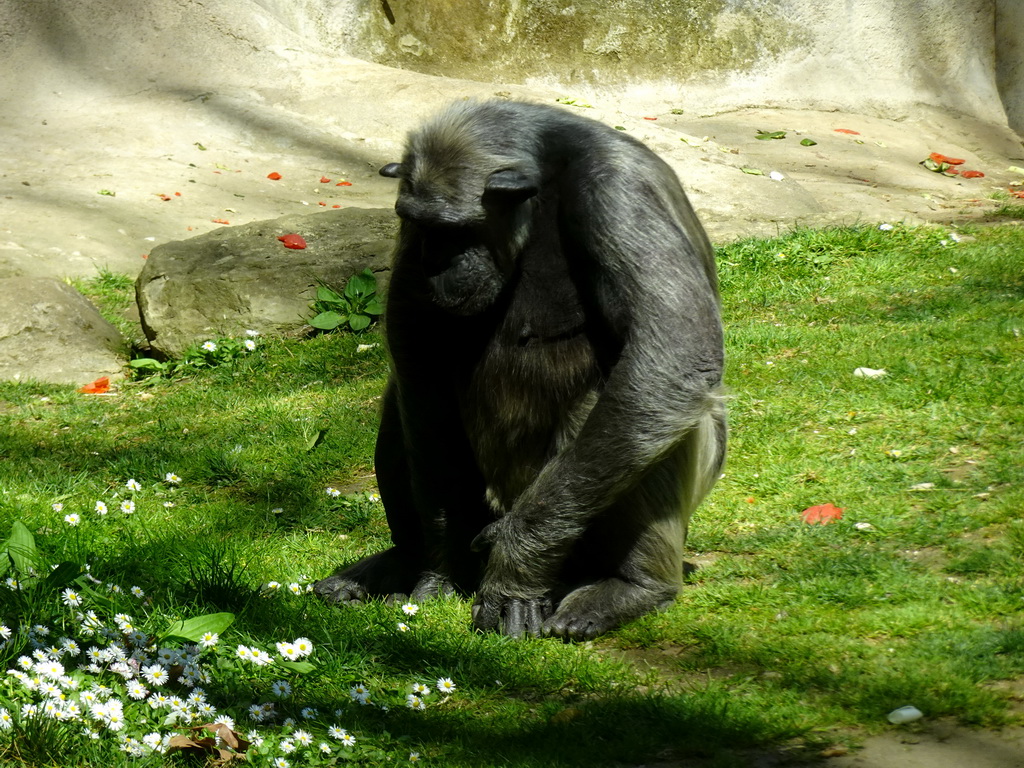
[255,0,1024,135]
[997,0,1024,136]
[5,0,1021,133]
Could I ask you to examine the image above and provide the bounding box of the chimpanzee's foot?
[410,572,456,601]
[313,548,421,604]
[542,578,675,641]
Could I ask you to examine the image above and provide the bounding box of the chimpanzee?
[314,100,726,640]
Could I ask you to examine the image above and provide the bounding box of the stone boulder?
[136,207,397,358]
[0,278,125,386]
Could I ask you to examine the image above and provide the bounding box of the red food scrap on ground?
[267,172,282,180]
[1011,189,1024,199]
[801,503,844,525]
[78,377,111,394]
[834,128,860,135]
[277,234,307,250]
[320,176,331,183]
[336,181,352,187]
[212,218,230,225]
[921,152,984,178]
[157,193,173,201]
[332,204,341,209]
[643,117,658,121]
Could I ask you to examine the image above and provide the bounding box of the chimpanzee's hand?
[472,593,553,638]
[471,519,557,637]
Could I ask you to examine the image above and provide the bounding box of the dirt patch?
[609,642,1024,767]
[827,721,1024,768]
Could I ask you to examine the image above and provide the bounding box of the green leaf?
[316,285,343,304]
[756,130,786,140]
[275,660,316,674]
[159,612,235,643]
[349,313,371,331]
[800,138,818,146]
[42,561,80,591]
[0,520,40,576]
[305,428,328,452]
[129,358,167,371]
[741,167,765,176]
[364,298,384,315]
[344,269,377,300]
[310,311,345,330]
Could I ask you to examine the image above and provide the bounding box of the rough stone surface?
[319,0,1024,135]
[136,207,397,358]
[0,278,124,386]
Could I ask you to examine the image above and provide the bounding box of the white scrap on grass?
[887,705,923,724]
[853,367,887,378]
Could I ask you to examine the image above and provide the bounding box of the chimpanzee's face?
[382,161,537,316]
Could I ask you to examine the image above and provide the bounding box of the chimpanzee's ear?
[484,169,538,204]
[379,163,403,178]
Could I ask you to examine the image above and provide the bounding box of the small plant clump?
[129,332,261,379]
[308,270,383,333]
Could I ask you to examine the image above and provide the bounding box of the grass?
[1,221,1022,766]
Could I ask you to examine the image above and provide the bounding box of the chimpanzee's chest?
[458,251,602,510]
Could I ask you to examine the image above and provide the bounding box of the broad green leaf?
[305,428,328,452]
[364,298,383,315]
[344,269,377,300]
[129,358,167,371]
[1,521,40,575]
[275,660,316,674]
[800,138,818,146]
[42,561,80,591]
[349,313,371,331]
[159,612,235,642]
[310,311,345,330]
[741,167,764,176]
[316,285,343,304]
[756,130,786,140]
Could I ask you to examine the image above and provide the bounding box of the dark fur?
[314,100,727,640]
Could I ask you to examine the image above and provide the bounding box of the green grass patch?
[1,222,1022,765]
